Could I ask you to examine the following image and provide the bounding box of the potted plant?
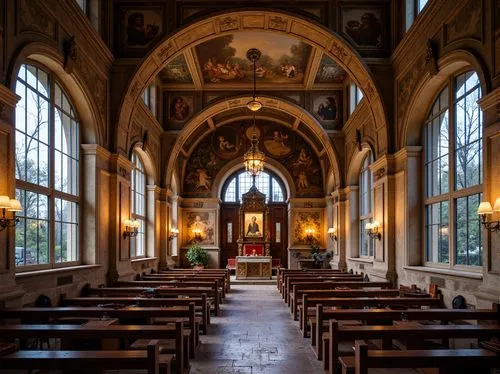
[185,243,209,269]
[310,243,332,269]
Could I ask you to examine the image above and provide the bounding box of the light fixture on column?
[192,227,202,242]
[477,198,500,232]
[0,195,22,232]
[243,48,265,178]
[327,227,337,241]
[169,227,179,241]
[305,227,316,242]
[123,219,140,238]
[365,220,381,240]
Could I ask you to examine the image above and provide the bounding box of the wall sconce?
[169,227,179,241]
[123,219,140,238]
[0,195,22,232]
[477,199,500,232]
[327,227,337,241]
[365,220,382,240]
[305,227,316,242]
[192,227,202,241]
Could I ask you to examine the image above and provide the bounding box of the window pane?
[224,179,236,202]
[360,218,373,257]
[227,222,232,244]
[55,198,79,263]
[455,194,482,266]
[425,201,449,264]
[131,153,146,257]
[272,179,284,202]
[418,0,428,13]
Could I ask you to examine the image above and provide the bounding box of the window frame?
[423,69,483,272]
[142,83,157,118]
[130,151,147,259]
[15,61,81,272]
[221,169,287,203]
[359,151,374,258]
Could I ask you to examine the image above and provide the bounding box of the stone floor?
[190,284,324,374]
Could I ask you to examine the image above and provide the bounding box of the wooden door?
[220,203,239,269]
[269,203,288,268]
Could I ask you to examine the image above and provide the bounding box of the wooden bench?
[277,268,345,290]
[312,305,500,361]
[142,274,228,296]
[300,295,443,337]
[283,274,363,298]
[352,341,500,374]
[116,279,225,300]
[292,288,399,321]
[61,295,210,335]
[326,320,500,374]
[159,269,230,291]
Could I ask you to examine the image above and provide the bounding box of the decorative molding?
[64,36,78,74]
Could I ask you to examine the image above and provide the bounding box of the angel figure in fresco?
[196,169,211,190]
[264,130,291,157]
[297,172,309,190]
[218,136,236,152]
[293,147,312,169]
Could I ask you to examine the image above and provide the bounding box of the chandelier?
[243,48,265,177]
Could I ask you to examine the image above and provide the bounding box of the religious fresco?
[116,5,163,56]
[184,211,216,246]
[314,55,347,83]
[195,32,312,85]
[167,94,194,126]
[311,92,342,130]
[183,121,323,198]
[160,54,193,84]
[340,6,387,55]
[292,211,322,245]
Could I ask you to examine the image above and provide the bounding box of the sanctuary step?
[231,275,276,285]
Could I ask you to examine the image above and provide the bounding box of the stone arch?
[402,49,489,147]
[7,42,103,145]
[346,143,374,186]
[169,94,339,192]
[215,157,295,201]
[115,9,389,167]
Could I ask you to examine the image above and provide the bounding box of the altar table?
[236,256,272,279]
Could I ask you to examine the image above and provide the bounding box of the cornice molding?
[80,143,112,159]
[0,84,20,108]
[478,87,500,114]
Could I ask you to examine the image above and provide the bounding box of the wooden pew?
[61,295,210,335]
[290,284,394,319]
[300,295,443,336]
[116,279,225,300]
[283,274,364,299]
[145,273,229,293]
[326,320,500,374]
[277,269,345,290]
[0,322,183,374]
[351,341,500,374]
[0,305,197,364]
[0,340,166,374]
[159,269,230,292]
[141,275,226,298]
[312,305,500,361]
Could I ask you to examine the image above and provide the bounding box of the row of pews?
[0,268,231,374]
[277,268,500,374]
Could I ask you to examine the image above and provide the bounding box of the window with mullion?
[131,152,146,258]
[222,170,286,203]
[424,70,483,268]
[359,152,373,257]
[15,63,80,269]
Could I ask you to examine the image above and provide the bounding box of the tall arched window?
[359,151,373,257]
[222,170,286,203]
[131,152,146,258]
[424,70,482,268]
[15,63,80,268]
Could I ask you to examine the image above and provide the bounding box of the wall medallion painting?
[184,211,215,246]
[311,92,342,130]
[340,5,388,56]
[116,5,164,56]
[195,32,312,85]
[244,212,264,238]
[183,121,323,198]
[167,94,194,128]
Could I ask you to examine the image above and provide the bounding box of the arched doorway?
[219,169,288,269]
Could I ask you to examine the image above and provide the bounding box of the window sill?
[403,266,483,280]
[347,257,374,264]
[131,257,158,263]
[16,264,102,279]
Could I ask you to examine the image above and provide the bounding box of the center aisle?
[190,284,324,374]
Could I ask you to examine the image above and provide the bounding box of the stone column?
[476,88,500,307]
[331,189,347,271]
[170,195,180,265]
[0,84,25,306]
[146,185,160,259]
[345,186,359,260]
[158,189,170,270]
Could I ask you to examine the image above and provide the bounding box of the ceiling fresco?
[195,32,312,85]
[160,54,193,84]
[314,54,347,83]
[183,120,324,198]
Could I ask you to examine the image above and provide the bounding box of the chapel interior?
[0,0,499,373]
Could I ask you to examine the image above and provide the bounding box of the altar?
[236,256,272,279]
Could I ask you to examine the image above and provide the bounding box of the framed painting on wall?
[310,92,342,130]
[115,4,164,57]
[244,212,263,239]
